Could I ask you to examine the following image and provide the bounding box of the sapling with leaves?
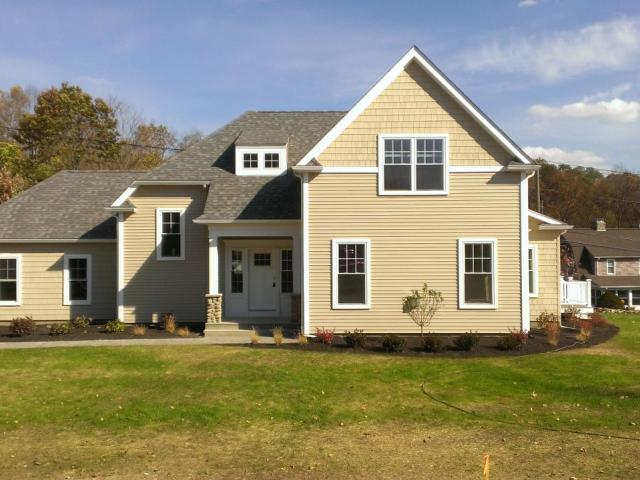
[402,283,444,336]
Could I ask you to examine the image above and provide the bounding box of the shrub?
[163,313,176,334]
[175,326,190,337]
[344,329,367,348]
[576,319,593,343]
[496,329,528,351]
[422,334,444,353]
[402,283,444,336]
[272,326,284,346]
[561,306,581,327]
[10,316,35,336]
[315,328,335,345]
[597,291,624,309]
[381,334,405,353]
[249,327,260,345]
[132,324,147,336]
[545,321,561,346]
[70,314,91,329]
[536,311,559,331]
[104,319,125,333]
[590,312,609,328]
[297,332,309,345]
[49,322,71,336]
[453,331,480,351]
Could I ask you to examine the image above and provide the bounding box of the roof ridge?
[61,169,146,174]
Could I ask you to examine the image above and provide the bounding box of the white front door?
[249,250,277,312]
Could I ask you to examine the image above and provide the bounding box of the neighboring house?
[563,219,640,310]
[0,46,572,334]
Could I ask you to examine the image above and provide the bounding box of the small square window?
[243,153,258,169]
[254,253,271,266]
[265,153,280,168]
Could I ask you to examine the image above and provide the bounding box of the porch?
[560,277,593,315]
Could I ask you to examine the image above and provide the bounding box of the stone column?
[206,293,223,323]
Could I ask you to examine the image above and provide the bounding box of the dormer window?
[235,146,287,176]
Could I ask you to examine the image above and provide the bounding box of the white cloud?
[518,0,539,7]
[461,18,640,81]
[524,146,610,169]
[583,83,632,102]
[529,98,640,123]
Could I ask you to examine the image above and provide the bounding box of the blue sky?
[1,0,639,170]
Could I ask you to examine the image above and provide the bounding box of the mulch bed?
[249,324,619,358]
[0,322,204,342]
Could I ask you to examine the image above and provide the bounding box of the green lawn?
[0,313,639,479]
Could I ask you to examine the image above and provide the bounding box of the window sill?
[378,190,448,196]
[157,256,185,262]
[529,293,538,298]
[332,304,370,310]
[64,301,91,306]
[0,301,20,307]
[458,303,497,310]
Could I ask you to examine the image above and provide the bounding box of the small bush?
[422,334,444,353]
[163,313,176,334]
[315,328,335,345]
[536,311,559,331]
[104,319,125,333]
[49,322,71,336]
[344,329,367,348]
[453,331,480,351]
[272,326,284,346]
[10,316,35,336]
[589,312,609,328]
[561,306,581,327]
[496,329,528,351]
[70,314,91,329]
[545,321,561,346]
[132,324,147,336]
[297,332,309,345]
[249,327,260,345]
[576,319,593,343]
[175,326,190,337]
[597,291,624,309]
[381,334,405,353]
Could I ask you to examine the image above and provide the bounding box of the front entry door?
[249,250,277,311]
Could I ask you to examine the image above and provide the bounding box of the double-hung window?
[528,245,538,297]
[458,239,497,309]
[156,208,185,260]
[332,239,370,309]
[63,254,91,305]
[0,255,20,306]
[606,259,615,275]
[379,135,448,195]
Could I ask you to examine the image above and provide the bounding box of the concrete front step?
[203,321,299,338]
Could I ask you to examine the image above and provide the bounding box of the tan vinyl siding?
[307,172,522,333]
[123,186,208,323]
[595,258,639,276]
[317,61,512,168]
[0,243,116,323]
[529,228,561,323]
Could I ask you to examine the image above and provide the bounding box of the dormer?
[235,130,288,176]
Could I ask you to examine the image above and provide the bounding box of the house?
[0,46,572,335]
[563,219,640,310]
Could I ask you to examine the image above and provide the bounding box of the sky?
[1,0,639,171]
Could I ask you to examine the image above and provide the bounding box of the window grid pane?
[161,211,182,257]
[281,249,293,293]
[416,138,444,164]
[0,258,16,281]
[254,253,271,266]
[265,153,280,169]
[384,139,411,165]
[243,153,258,168]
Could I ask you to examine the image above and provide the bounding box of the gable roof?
[0,170,142,240]
[297,46,532,166]
[563,228,640,258]
[528,210,572,230]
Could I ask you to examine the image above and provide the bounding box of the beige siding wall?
[307,172,522,333]
[123,186,208,323]
[596,258,639,276]
[0,243,116,323]
[529,227,561,323]
[317,61,512,168]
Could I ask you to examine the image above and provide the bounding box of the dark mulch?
[0,322,204,342]
[249,324,619,357]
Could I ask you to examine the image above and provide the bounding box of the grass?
[0,312,638,479]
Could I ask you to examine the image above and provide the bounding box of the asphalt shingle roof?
[0,170,142,239]
[563,228,640,258]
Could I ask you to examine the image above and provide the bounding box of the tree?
[0,85,37,141]
[402,283,444,336]
[178,129,204,150]
[14,83,120,180]
[117,123,177,170]
[0,142,28,201]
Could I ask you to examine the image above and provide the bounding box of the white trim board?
[0,239,116,244]
[155,208,186,261]
[331,238,371,310]
[63,254,92,306]
[297,46,531,167]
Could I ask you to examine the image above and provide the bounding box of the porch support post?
[586,279,592,308]
[207,226,222,323]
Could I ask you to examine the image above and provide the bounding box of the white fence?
[561,277,592,307]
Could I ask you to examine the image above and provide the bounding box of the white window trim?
[606,258,616,275]
[528,245,538,298]
[331,238,371,310]
[63,254,92,306]
[377,134,449,196]
[156,208,186,261]
[0,254,21,306]
[235,146,287,176]
[457,238,498,310]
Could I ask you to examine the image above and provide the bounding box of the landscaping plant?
[70,314,91,329]
[10,316,35,336]
[496,329,528,351]
[597,290,625,309]
[344,329,367,348]
[589,312,609,328]
[561,306,581,327]
[49,322,71,336]
[545,321,561,346]
[576,319,593,343]
[315,328,335,345]
[536,311,559,331]
[132,324,147,336]
[296,332,309,345]
[163,313,176,334]
[381,334,405,353]
[402,283,443,336]
[453,331,479,351]
[104,319,125,333]
[249,327,260,344]
[272,326,284,346]
[175,326,190,337]
[422,334,444,353]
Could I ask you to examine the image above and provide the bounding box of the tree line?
[529,160,640,228]
[0,83,203,202]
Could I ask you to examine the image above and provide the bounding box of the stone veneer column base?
[206,294,223,323]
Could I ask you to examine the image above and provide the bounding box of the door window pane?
[281,250,293,293]
[231,250,243,293]
[254,253,271,266]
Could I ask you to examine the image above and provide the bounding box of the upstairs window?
[64,254,91,305]
[235,147,287,176]
[378,135,448,195]
[265,153,280,169]
[0,255,20,306]
[243,153,258,169]
[606,259,615,275]
[156,209,185,260]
